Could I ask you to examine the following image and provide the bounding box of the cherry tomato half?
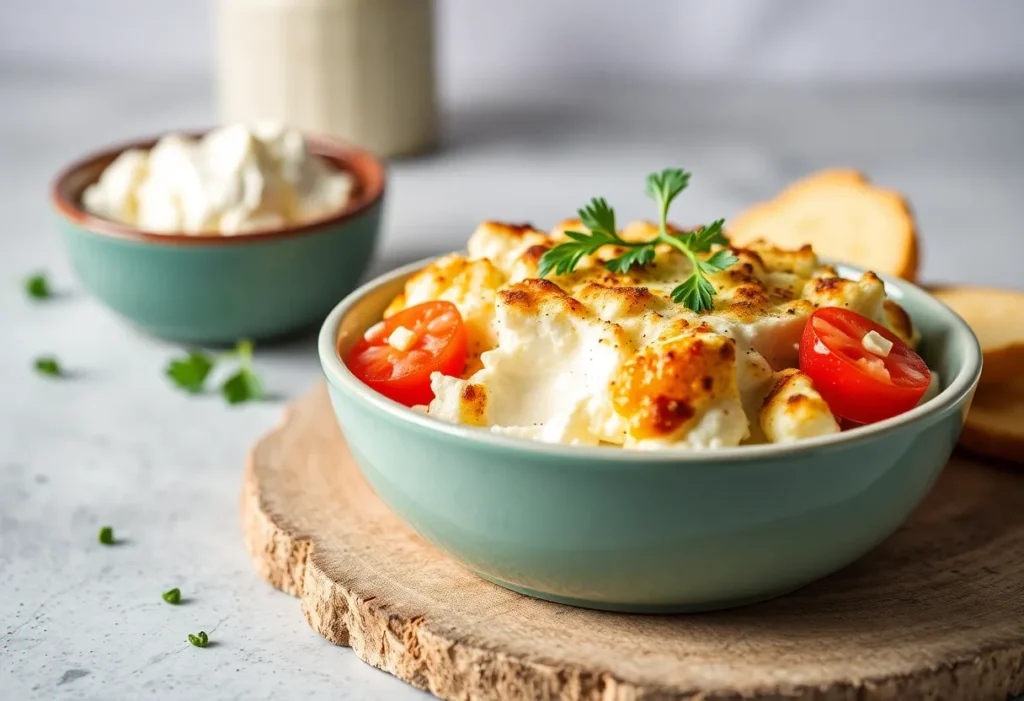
[799,307,931,425]
[345,301,467,407]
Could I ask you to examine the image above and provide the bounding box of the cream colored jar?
[214,0,438,158]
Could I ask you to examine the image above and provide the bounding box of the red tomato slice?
[799,307,931,425]
[345,301,467,407]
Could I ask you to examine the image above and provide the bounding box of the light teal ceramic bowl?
[51,132,385,344]
[318,257,982,613]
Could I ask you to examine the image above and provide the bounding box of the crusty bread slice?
[959,380,1024,464]
[728,169,919,281]
[933,286,1024,385]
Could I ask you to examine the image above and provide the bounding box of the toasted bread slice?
[933,286,1024,384]
[728,169,919,281]
[959,379,1024,464]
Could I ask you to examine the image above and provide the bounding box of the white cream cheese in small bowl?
[82,122,355,236]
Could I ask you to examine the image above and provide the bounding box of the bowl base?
[472,571,806,614]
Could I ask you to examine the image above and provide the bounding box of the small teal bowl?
[318,257,982,613]
[51,131,385,344]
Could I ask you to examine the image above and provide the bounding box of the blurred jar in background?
[214,0,438,158]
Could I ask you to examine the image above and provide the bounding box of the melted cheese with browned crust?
[760,369,841,443]
[385,220,920,449]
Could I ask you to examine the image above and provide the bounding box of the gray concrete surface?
[1,66,1022,699]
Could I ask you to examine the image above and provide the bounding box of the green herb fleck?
[221,369,263,404]
[188,631,209,648]
[162,588,181,605]
[165,339,264,404]
[25,273,51,300]
[166,351,214,394]
[220,339,264,405]
[537,168,738,313]
[98,526,115,545]
[34,356,62,377]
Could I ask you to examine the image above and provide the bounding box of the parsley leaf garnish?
[672,272,718,314]
[166,339,264,404]
[166,352,214,394]
[604,245,655,274]
[187,631,209,648]
[25,273,51,300]
[699,246,736,274]
[537,198,630,277]
[34,356,62,377]
[221,339,264,405]
[162,588,181,605]
[222,369,263,405]
[537,168,738,313]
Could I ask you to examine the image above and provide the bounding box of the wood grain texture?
[242,383,1024,701]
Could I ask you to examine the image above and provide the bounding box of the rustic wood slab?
[242,383,1024,701]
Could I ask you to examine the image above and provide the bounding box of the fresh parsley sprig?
[165,339,264,405]
[537,198,635,276]
[537,168,738,313]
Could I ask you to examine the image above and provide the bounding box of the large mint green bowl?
[51,132,385,344]
[318,257,982,613]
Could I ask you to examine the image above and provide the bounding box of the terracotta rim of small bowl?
[318,256,984,464]
[50,128,386,246]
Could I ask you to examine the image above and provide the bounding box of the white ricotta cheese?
[491,402,600,446]
[862,329,894,357]
[387,326,417,352]
[630,400,749,451]
[760,370,840,443]
[427,282,631,445]
[83,123,354,235]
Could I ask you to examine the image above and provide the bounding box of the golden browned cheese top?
[611,331,738,440]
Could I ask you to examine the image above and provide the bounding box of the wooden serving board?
[242,384,1024,701]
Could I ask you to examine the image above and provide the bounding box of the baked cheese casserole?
[377,220,932,449]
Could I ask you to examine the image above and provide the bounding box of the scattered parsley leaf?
[98,526,115,545]
[165,338,265,404]
[166,351,214,394]
[34,356,62,377]
[221,339,264,405]
[25,273,51,300]
[537,168,737,312]
[162,588,181,605]
[187,631,209,648]
[222,368,263,405]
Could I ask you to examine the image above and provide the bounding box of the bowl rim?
[318,254,983,463]
[49,127,387,246]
